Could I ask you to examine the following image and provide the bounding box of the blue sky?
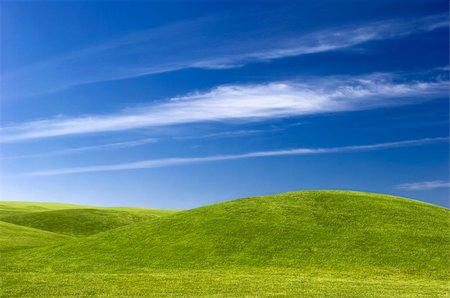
[0,0,449,209]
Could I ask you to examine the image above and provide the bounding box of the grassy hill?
[1,191,449,297]
[0,201,93,216]
[0,206,177,236]
[0,221,70,252]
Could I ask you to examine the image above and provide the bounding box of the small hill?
[0,221,70,252]
[0,201,92,217]
[4,191,449,279]
[0,204,177,237]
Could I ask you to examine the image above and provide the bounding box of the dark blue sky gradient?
[0,0,448,208]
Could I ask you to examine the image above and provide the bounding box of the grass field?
[0,205,177,236]
[1,191,449,297]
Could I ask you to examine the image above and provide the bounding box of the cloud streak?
[1,70,448,143]
[1,138,156,160]
[2,13,448,98]
[397,180,450,190]
[17,137,449,177]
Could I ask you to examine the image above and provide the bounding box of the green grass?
[0,201,93,217]
[1,191,449,297]
[0,207,178,236]
[0,221,70,252]
[3,270,448,297]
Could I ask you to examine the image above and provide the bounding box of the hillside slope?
[4,190,449,279]
[0,201,92,217]
[0,221,70,252]
[1,207,178,236]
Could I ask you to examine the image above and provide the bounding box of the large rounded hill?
[5,190,449,279]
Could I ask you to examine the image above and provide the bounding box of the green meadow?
[1,191,449,297]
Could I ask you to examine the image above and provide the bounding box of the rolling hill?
[0,221,70,253]
[1,191,449,297]
[0,205,178,236]
[0,201,93,217]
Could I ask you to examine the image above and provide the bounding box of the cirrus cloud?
[1,70,448,143]
[397,180,450,190]
[13,137,448,177]
[1,13,448,99]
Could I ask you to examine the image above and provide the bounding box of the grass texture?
[1,190,448,297]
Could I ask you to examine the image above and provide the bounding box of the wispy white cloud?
[2,13,448,98]
[1,70,448,143]
[229,13,449,62]
[1,138,156,160]
[176,128,282,140]
[397,180,450,190]
[16,137,448,177]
